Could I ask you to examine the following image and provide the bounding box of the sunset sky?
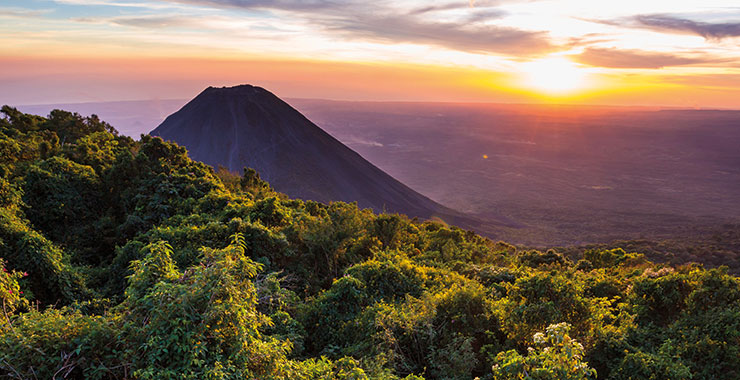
[2,0,740,107]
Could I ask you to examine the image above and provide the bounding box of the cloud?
[72,15,195,28]
[655,73,740,88]
[408,1,506,17]
[409,3,473,15]
[325,14,551,55]
[54,0,201,11]
[109,15,201,28]
[168,0,345,12]
[635,14,740,40]
[0,8,51,18]
[575,47,713,69]
[170,0,513,12]
[163,0,554,55]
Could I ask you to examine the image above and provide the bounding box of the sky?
[1,0,740,108]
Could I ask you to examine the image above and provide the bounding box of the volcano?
[151,85,510,232]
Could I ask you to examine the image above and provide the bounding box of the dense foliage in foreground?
[1,106,739,379]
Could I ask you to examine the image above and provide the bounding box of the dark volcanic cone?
[151,85,513,233]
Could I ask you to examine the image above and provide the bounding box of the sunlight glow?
[2,0,739,107]
[521,57,588,95]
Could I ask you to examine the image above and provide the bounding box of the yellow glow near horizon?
[521,57,588,95]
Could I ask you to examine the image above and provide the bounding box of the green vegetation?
[562,227,740,274]
[1,106,739,379]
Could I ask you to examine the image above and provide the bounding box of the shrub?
[121,235,290,379]
[491,323,596,380]
[0,309,123,380]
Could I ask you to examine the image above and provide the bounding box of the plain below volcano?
[150,85,515,235]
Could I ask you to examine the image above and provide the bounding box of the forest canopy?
[1,106,739,379]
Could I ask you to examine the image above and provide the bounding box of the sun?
[521,57,587,95]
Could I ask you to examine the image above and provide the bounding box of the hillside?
[1,106,739,379]
[151,85,508,234]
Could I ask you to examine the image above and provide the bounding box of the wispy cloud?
[166,0,347,12]
[162,0,554,55]
[54,0,199,11]
[0,7,51,18]
[655,72,740,89]
[634,15,740,40]
[600,14,740,41]
[75,15,202,28]
[575,47,715,69]
[323,14,552,55]
[73,13,280,32]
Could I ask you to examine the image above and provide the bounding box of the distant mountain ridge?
[150,85,510,233]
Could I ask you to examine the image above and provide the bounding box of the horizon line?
[12,96,740,113]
